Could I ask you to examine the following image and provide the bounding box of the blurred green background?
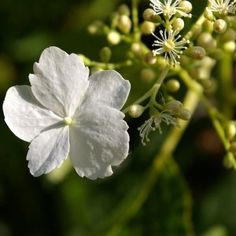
[0,0,236,235]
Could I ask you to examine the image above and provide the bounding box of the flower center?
[163,6,175,17]
[63,116,73,126]
[163,39,175,52]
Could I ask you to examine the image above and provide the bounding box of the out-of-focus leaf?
[119,158,193,236]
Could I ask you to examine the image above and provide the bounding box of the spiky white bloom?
[152,29,189,65]
[208,0,236,15]
[3,47,131,179]
[150,0,192,19]
[138,111,177,145]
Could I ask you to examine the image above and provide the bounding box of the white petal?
[70,105,129,179]
[83,70,130,109]
[29,46,89,117]
[2,85,61,142]
[27,126,69,177]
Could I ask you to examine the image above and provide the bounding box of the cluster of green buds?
[224,121,236,169]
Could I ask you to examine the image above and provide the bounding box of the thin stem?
[131,0,140,40]
[184,14,205,40]
[84,58,133,70]
[177,67,230,151]
[218,52,234,118]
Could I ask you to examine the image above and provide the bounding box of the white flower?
[3,46,131,180]
[152,29,189,65]
[208,0,236,15]
[150,0,192,19]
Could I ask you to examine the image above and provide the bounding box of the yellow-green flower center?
[63,116,73,126]
[163,6,175,17]
[163,39,175,52]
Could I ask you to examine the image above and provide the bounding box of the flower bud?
[179,1,192,14]
[190,46,206,60]
[225,122,236,140]
[87,21,104,35]
[99,47,112,63]
[172,18,185,32]
[223,41,236,52]
[144,51,157,65]
[140,68,156,82]
[118,4,130,16]
[214,19,227,33]
[203,20,214,33]
[117,15,132,33]
[165,100,183,114]
[177,108,191,120]
[197,32,217,50]
[140,21,155,35]
[222,29,236,42]
[131,43,142,56]
[166,79,180,92]
[143,8,161,23]
[107,31,121,45]
[128,104,144,118]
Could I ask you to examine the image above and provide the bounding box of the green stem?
[131,0,140,41]
[218,52,233,118]
[84,58,133,70]
[184,14,205,41]
[177,67,230,151]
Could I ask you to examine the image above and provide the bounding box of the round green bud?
[222,29,236,42]
[107,31,121,45]
[172,18,185,32]
[225,122,236,140]
[190,46,206,60]
[99,47,112,63]
[166,79,181,92]
[140,21,155,35]
[118,4,130,16]
[197,32,217,50]
[203,20,214,33]
[143,8,161,23]
[128,104,144,118]
[87,21,104,35]
[179,1,192,14]
[177,108,191,120]
[165,100,183,114]
[223,41,236,52]
[214,19,227,34]
[143,8,156,21]
[130,43,142,56]
[140,68,156,82]
[144,51,157,65]
[117,15,132,34]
